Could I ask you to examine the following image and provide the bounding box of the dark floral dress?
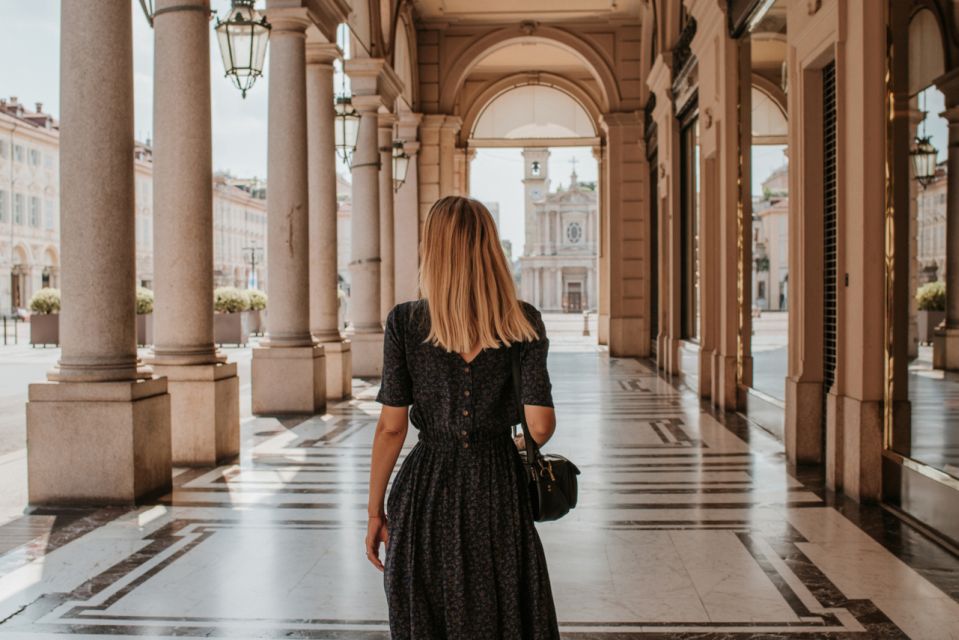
[376,298,561,640]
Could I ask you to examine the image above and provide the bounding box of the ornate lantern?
[392,141,410,191]
[334,96,361,166]
[137,0,155,26]
[911,136,939,188]
[214,0,271,99]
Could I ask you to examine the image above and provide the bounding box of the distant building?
[0,95,269,316]
[916,162,947,283]
[519,148,598,313]
[752,165,789,311]
[0,97,60,315]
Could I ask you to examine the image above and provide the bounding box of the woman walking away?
[365,195,561,639]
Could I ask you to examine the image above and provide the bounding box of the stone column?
[150,0,239,465]
[252,8,325,414]
[343,58,403,377]
[379,113,397,322]
[26,0,171,505]
[593,145,610,344]
[306,42,351,400]
[394,111,422,303]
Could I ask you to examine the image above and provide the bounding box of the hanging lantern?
[214,0,271,99]
[911,136,939,188]
[138,0,155,26]
[392,141,410,191]
[335,96,361,166]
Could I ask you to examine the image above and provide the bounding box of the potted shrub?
[916,281,945,345]
[214,286,250,346]
[29,287,60,347]
[247,289,267,336]
[136,287,154,346]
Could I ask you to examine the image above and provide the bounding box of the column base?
[252,345,326,415]
[784,376,823,466]
[347,329,384,378]
[317,338,352,399]
[151,362,239,466]
[932,326,959,370]
[712,352,737,411]
[698,347,714,400]
[657,334,681,375]
[609,317,649,357]
[837,394,883,503]
[597,313,610,345]
[26,377,171,506]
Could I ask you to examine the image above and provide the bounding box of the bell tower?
[521,147,550,256]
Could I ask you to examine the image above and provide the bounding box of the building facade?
[0,98,60,316]
[752,165,788,311]
[0,97,268,316]
[916,162,947,283]
[519,148,598,313]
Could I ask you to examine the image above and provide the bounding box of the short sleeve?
[519,304,554,407]
[376,304,413,407]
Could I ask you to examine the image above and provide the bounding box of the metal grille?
[822,62,838,407]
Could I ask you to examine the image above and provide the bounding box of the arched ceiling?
[411,0,643,23]
[472,85,596,140]
[472,41,585,74]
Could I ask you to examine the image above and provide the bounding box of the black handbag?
[510,343,580,522]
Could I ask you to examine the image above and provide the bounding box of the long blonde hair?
[419,196,539,352]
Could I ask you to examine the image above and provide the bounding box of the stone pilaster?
[306,42,351,399]
[379,113,397,322]
[343,58,403,377]
[647,54,682,375]
[252,8,326,414]
[394,111,422,303]
[26,0,171,505]
[933,85,959,370]
[150,0,239,465]
[601,111,649,357]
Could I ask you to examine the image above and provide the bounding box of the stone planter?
[136,313,154,347]
[248,309,263,336]
[30,313,59,347]
[214,311,250,347]
[918,310,945,345]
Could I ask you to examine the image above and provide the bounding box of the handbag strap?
[510,342,543,465]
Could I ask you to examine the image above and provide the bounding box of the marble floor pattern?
[0,348,958,638]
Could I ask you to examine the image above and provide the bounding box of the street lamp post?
[242,243,264,289]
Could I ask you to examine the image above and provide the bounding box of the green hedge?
[29,287,60,315]
[247,289,267,311]
[214,287,250,313]
[136,287,154,315]
[916,281,945,312]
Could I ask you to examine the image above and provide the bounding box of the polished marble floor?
[1,346,958,639]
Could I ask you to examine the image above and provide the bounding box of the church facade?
[519,148,598,313]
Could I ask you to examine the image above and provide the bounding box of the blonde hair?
[418,196,539,352]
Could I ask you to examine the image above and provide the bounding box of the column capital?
[378,111,397,130]
[264,7,311,33]
[396,110,422,140]
[940,105,959,126]
[600,110,643,135]
[345,58,404,106]
[936,66,959,108]
[352,94,388,114]
[305,42,341,66]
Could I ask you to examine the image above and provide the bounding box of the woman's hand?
[365,515,389,572]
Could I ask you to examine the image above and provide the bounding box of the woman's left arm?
[365,405,409,572]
